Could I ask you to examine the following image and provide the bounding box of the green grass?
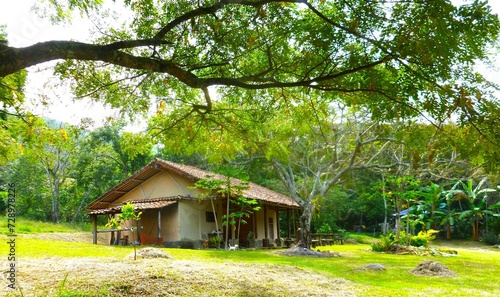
[0,216,92,234]
[1,218,499,296]
[8,236,498,296]
[348,232,379,244]
[0,236,132,258]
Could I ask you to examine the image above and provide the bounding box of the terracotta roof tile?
[88,197,181,215]
[86,158,301,212]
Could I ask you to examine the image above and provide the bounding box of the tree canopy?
[1,1,499,126]
[1,0,500,239]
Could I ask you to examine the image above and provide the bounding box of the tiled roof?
[88,197,181,215]
[85,158,300,212]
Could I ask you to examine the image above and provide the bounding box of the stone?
[365,263,386,271]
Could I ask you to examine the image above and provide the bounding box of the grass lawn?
[0,217,91,234]
[1,218,499,296]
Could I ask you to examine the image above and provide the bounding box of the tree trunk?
[472,218,480,241]
[299,202,312,248]
[382,175,388,234]
[48,171,61,224]
[210,198,220,235]
[225,195,230,249]
[73,184,94,223]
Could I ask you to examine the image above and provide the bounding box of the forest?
[1,0,500,244]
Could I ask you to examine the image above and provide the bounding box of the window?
[206,211,216,222]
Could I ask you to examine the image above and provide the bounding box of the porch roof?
[88,197,180,215]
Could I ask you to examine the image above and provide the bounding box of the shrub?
[371,242,386,252]
[411,235,428,247]
[380,232,398,251]
[483,232,500,245]
[371,232,398,252]
[335,228,349,239]
[401,229,439,247]
[317,223,333,234]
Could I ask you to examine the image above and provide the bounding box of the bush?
[483,232,500,245]
[317,223,333,234]
[371,232,398,252]
[412,236,428,247]
[371,242,386,252]
[401,229,439,247]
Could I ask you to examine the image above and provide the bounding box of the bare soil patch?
[409,260,456,277]
[431,239,496,252]
[3,256,355,297]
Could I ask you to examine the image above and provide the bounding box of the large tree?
[1,26,27,165]
[13,117,79,223]
[2,0,500,231]
[1,1,499,130]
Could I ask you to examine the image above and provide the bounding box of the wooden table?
[310,233,344,247]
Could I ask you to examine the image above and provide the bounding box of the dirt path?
[431,239,497,252]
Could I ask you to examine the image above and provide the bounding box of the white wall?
[178,199,218,240]
[255,207,277,240]
[114,171,204,206]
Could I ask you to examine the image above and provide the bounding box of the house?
[85,158,301,248]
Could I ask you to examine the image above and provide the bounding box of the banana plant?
[444,178,496,241]
[434,196,457,240]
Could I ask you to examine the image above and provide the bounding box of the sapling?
[106,202,142,260]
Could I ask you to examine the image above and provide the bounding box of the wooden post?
[252,213,257,238]
[137,218,141,244]
[157,209,161,238]
[92,215,97,244]
[276,209,281,241]
[287,210,291,238]
[116,230,121,245]
[264,204,268,239]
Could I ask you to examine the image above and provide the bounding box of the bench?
[310,233,344,246]
[333,233,344,245]
[320,234,334,246]
[310,234,321,248]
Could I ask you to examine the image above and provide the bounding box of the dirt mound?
[410,260,456,277]
[126,247,171,259]
[279,246,341,257]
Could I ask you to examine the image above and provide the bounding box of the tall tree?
[0,1,499,159]
[0,155,52,220]
[0,27,27,165]
[60,121,153,222]
[268,104,404,246]
[85,121,153,176]
[14,117,79,223]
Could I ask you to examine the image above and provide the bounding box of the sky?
[1,0,500,129]
[1,1,125,129]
